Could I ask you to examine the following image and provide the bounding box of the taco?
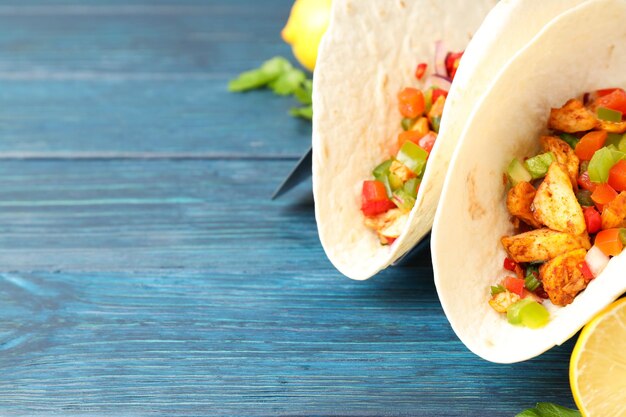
[432,0,626,363]
[312,0,589,280]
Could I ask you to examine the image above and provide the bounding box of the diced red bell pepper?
[608,159,626,192]
[578,261,595,281]
[361,180,396,216]
[575,131,607,161]
[431,88,448,104]
[504,276,525,297]
[591,183,618,206]
[415,63,427,81]
[595,88,626,114]
[417,132,437,154]
[445,51,463,80]
[578,171,597,192]
[503,257,517,272]
[583,206,602,234]
[398,87,425,119]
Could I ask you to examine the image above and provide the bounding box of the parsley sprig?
[228,57,313,120]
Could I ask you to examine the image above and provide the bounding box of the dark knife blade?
[271,147,313,200]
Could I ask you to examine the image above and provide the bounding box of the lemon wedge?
[281,0,332,71]
[570,297,626,417]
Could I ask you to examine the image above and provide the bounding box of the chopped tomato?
[445,51,463,80]
[361,180,395,216]
[432,88,448,104]
[596,88,624,98]
[417,132,437,154]
[415,63,427,81]
[398,129,424,145]
[385,237,397,245]
[595,228,624,257]
[583,206,602,234]
[578,261,595,281]
[595,88,626,114]
[578,171,597,192]
[504,276,525,297]
[591,183,618,206]
[608,159,626,192]
[575,131,607,161]
[503,257,517,272]
[398,88,425,119]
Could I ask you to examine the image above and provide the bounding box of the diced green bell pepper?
[597,106,623,122]
[403,178,420,198]
[397,141,428,176]
[606,133,624,148]
[507,299,549,329]
[506,158,532,186]
[588,146,625,183]
[576,190,595,207]
[559,133,580,149]
[401,117,416,131]
[392,189,416,212]
[373,159,394,197]
[524,152,555,179]
[424,87,435,114]
[431,116,442,133]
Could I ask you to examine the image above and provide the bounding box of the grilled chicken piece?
[501,228,590,263]
[507,182,542,228]
[533,163,586,235]
[601,191,626,229]
[540,135,580,189]
[548,99,598,133]
[540,248,588,306]
[489,291,520,313]
[598,119,626,134]
[364,208,408,244]
[389,160,415,182]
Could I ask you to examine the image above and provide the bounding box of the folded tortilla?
[312,0,588,280]
[432,0,626,363]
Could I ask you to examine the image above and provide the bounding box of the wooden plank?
[0,269,576,416]
[0,79,311,157]
[0,159,576,415]
[0,0,311,157]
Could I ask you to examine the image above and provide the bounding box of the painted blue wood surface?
[0,1,578,416]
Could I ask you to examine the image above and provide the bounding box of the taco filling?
[360,47,462,245]
[489,88,626,328]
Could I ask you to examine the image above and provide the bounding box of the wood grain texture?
[0,0,581,416]
[0,0,310,156]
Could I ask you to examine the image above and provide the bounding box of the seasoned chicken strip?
[601,191,626,229]
[501,228,590,263]
[548,99,598,133]
[540,248,588,306]
[540,135,579,189]
[533,163,586,235]
[506,182,542,228]
[364,209,408,244]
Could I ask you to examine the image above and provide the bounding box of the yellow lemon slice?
[281,0,332,71]
[570,297,626,417]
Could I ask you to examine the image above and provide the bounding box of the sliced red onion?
[423,74,452,92]
[585,245,610,278]
[434,40,447,76]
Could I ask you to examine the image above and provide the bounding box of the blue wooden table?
[0,1,578,415]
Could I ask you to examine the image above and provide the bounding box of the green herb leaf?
[228,56,293,92]
[490,285,505,295]
[516,403,581,417]
[269,68,306,96]
[294,79,313,104]
[290,105,313,120]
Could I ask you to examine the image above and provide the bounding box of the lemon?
[570,297,626,417]
[281,0,332,71]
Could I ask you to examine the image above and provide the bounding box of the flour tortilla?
[312,0,588,280]
[432,0,626,363]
